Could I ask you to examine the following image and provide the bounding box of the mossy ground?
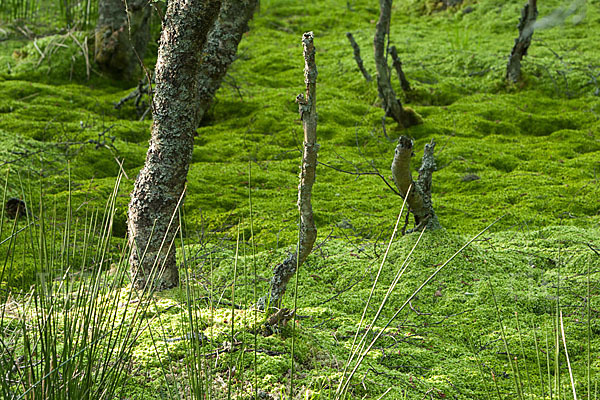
[1,0,599,398]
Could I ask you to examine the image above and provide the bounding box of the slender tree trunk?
[374,0,420,128]
[506,0,538,83]
[94,0,151,80]
[391,136,441,232]
[196,0,258,124]
[128,0,221,291]
[265,32,319,313]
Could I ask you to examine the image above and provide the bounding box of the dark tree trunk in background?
[374,0,420,128]
[391,136,441,232]
[128,0,221,291]
[94,0,151,80]
[196,0,258,124]
[264,32,319,314]
[506,0,538,83]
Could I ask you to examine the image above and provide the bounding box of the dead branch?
[389,45,411,92]
[346,32,372,82]
[114,73,154,119]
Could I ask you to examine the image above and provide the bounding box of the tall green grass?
[0,0,97,30]
[0,171,158,399]
[0,171,597,399]
[0,0,38,22]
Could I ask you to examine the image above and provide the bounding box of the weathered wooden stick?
[389,45,411,92]
[266,32,319,313]
[346,32,372,82]
[391,136,441,232]
[506,0,538,83]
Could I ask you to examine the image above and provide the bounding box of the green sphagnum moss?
[1,0,599,398]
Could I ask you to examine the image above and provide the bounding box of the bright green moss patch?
[1,0,600,398]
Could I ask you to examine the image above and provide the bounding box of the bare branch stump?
[391,136,441,232]
[264,32,319,315]
[389,45,411,92]
[506,0,538,83]
[374,0,421,128]
[346,32,372,82]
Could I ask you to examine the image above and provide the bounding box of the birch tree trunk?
[128,0,221,290]
[196,0,258,124]
[506,0,538,83]
[94,0,151,80]
[374,0,420,128]
[265,32,319,313]
[391,136,441,232]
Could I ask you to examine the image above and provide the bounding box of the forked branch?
[391,136,441,232]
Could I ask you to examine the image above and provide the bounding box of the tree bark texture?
[94,0,151,80]
[506,0,538,83]
[128,0,221,290]
[389,45,411,92]
[346,32,372,82]
[266,32,319,312]
[374,0,420,128]
[391,136,441,232]
[196,0,258,124]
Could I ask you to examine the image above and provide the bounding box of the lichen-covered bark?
[266,32,319,312]
[94,0,151,80]
[346,32,372,82]
[389,45,411,92]
[196,0,258,124]
[391,136,441,231]
[506,0,538,83]
[128,0,221,290]
[374,0,420,128]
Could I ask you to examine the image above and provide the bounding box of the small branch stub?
[391,136,441,232]
[264,32,319,317]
